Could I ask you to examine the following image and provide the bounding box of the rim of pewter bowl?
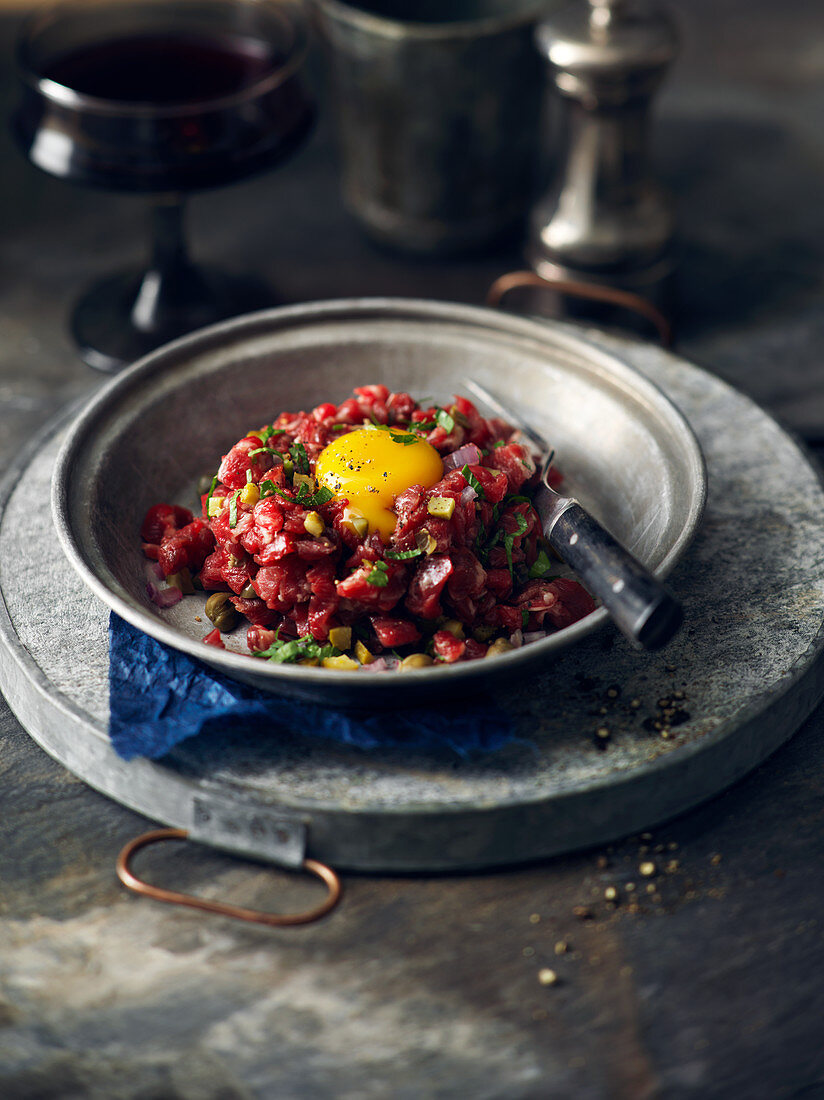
[51,297,707,706]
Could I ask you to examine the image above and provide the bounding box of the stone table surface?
[1,1,823,1098]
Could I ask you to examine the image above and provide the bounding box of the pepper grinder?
[527,0,678,304]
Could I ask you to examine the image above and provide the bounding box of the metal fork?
[463,378,683,650]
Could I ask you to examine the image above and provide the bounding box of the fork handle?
[547,503,683,650]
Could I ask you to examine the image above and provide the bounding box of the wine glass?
[13,0,313,372]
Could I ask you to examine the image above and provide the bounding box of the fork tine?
[462,378,550,454]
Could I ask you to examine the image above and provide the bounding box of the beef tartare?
[140,385,595,670]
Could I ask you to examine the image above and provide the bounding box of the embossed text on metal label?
[190,794,307,867]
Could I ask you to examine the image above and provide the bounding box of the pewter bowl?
[52,299,706,705]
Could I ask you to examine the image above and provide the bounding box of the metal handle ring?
[486,270,673,347]
[116,827,342,926]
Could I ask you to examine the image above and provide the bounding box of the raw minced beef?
[140,385,595,669]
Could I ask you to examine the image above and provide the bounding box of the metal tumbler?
[310,0,553,255]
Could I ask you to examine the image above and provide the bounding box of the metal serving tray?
[1,324,823,871]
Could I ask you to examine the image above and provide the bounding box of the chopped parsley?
[204,473,219,510]
[289,441,310,475]
[255,630,341,665]
[529,548,556,579]
[295,482,334,508]
[248,446,284,459]
[228,489,241,528]
[435,408,455,433]
[370,422,422,446]
[259,480,333,510]
[503,513,530,576]
[461,465,485,499]
[366,560,389,587]
[384,548,423,561]
[259,425,285,442]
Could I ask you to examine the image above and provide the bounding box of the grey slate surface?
[1,0,824,1097]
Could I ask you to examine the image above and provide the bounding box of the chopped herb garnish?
[493,440,505,449]
[529,548,556,579]
[294,482,335,508]
[436,408,455,434]
[366,561,389,587]
[461,465,485,499]
[503,513,530,576]
[255,630,341,665]
[522,609,530,628]
[246,469,254,484]
[228,490,240,528]
[259,479,279,498]
[248,446,284,459]
[289,441,310,475]
[205,474,219,511]
[258,425,285,442]
[374,424,422,445]
[384,548,423,561]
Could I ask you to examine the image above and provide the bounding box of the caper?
[204,592,239,632]
[239,583,256,599]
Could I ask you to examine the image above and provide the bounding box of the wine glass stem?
[131,197,209,334]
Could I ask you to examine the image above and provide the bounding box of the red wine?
[43,32,279,105]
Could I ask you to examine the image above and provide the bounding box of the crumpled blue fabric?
[108,614,516,761]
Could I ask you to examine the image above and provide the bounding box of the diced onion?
[360,656,399,672]
[461,485,477,504]
[509,629,524,648]
[443,443,482,471]
[523,630,547,645]
[146,581,183,608]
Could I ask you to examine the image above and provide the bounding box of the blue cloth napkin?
[108,614,516,761]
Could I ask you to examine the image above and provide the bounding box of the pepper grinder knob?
[528,0,679,300]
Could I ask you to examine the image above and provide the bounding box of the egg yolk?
[315,427,444,540]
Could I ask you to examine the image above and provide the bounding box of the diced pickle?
[321,654,360,671]
[167,568,195,595]
[441,619,465,639]
[239,483,260,507]
[304,511,325,536]
[354,640,374,665]
[485,638,516,658]
[207,496,224,518]
[328,626,352,651]
[427,496,455,519]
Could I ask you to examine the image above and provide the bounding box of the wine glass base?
[71,268,275,374]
